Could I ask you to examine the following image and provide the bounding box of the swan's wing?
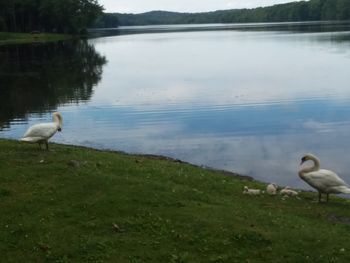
[22,123,58,141]
[317,169,348,186]
[304,169,348,192]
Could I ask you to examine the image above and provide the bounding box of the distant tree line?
[93,13,119,28]
[0,0,103,33]
[94,0,350,27]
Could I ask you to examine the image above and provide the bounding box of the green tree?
[0,0,103,33]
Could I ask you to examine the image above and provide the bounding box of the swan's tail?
[20,137,42,142]
[335,186,350,194]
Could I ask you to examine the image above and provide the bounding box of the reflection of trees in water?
[0,40,107,129]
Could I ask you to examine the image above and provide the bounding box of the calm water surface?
[1,22,350,189]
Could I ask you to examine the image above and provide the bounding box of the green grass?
[1,139,350,262]
[0,32,71,45]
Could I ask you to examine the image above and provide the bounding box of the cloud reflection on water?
[90,30,350,110]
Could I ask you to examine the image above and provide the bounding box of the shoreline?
[1,138,254,182]
[0,138,329,195]
[60,142,255,181]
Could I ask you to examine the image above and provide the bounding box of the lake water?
[1,22,350,189]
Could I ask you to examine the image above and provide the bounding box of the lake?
[1,21,350,189]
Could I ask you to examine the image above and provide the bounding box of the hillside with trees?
[95,0,350,27]
[0,0,103,34]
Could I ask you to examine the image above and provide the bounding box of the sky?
[99,0,303,14]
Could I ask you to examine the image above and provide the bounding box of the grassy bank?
[0,32,71,45]
[1,139,350,262]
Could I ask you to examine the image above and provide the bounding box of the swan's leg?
[45,141,49,151]
[318,191,322,203]
[38,142,42,149]
[326,193,329,203]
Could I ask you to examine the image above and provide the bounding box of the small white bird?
[299,153,350,202]
[280,186,298,197]
[20,112,63,150]
[266,183,278,195]
[243,186,262,195]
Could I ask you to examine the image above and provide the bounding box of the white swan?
[243,186,262,195]
[20,112,63,150]
[280,186,298,197]
[299,153,350,202]
[266,183,278,195]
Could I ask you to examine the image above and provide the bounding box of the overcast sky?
[99,0,303,14]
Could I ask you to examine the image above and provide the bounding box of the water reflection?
[0,40,107,129]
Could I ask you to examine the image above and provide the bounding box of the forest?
[2,0,349,32]
[0,0,103,33]
[96,0,350,27]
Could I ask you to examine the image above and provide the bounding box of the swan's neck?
[53,114,62,129]
[299,155,320,177]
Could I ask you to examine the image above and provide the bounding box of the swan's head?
[300,153,318,165]
[53,112,63,132]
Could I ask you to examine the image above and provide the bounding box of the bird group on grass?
[243,153,350,203]
[243,184,299,197]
